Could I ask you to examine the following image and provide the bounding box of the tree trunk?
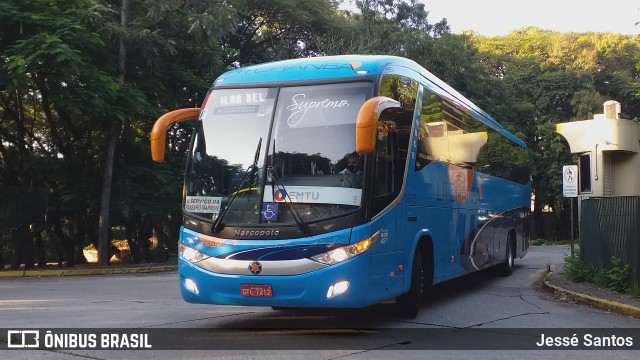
[73,218,87,264]
[35,230,46,268]
[23,227,35,270]
[152,225,168,262]
[97,121,119,266]
[10,227,23,269]
[125,217,141,263]
[97,0,129,266]
[45,228,63,267]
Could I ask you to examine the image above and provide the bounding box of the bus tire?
[395,248,423,318]
[498,235,515,277]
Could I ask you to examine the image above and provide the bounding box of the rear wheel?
[498,235,515,276]
[395,248,423,318]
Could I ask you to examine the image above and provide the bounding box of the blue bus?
[150,55,530,318]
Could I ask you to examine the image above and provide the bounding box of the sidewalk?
[0,262,177,277]
[543,266,640,319]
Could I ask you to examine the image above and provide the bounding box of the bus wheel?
[498,235,515,277]
[395,248,423,318]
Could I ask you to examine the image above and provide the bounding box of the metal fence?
[580,196,640,283]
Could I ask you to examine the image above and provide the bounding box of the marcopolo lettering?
[234,229,280,237]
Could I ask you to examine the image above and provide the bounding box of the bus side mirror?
[150,108,201,162]
[355,96,401,154]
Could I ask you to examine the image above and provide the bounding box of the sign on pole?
[562,165,578,198]
[563,165,578,256]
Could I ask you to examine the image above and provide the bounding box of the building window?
[579,153,592,193]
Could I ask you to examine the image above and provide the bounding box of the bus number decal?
[318,235,349,244]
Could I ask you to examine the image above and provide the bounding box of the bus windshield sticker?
[286,94,351,127]
[185,196,222,214]
[214,105,259,115]
[448,166,474,203]
[278,84,368,129]
[262,185,361,206]
[261,203,279,221]
[209,89,271,117]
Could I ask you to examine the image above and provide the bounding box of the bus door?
[368,120,403,298]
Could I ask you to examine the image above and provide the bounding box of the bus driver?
[339,152,362,188]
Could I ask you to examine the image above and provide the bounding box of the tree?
[1,0,133,266]
[0,0,235,266]
[470,28,640,239]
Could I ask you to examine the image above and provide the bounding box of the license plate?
[240,284,273,297]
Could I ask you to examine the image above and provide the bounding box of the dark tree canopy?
[2,0,639,268]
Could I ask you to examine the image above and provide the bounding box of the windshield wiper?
[266,139,310,234]
[212,137,262,233]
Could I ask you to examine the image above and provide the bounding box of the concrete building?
[556,100,640,200]
[557,101,640,281]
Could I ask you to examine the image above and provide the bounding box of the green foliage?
[0,0,343,265]
[530,238,572,246]
[606,257,631,293]
[529,238,544,246]
[584,257,630,293]
[628,283,640,299]
[564,252,589,282]
[469,28,640,239]
[2,1,640,266]
[564,254,632,294]
[590,267,608,288]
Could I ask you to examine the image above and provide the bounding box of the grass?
[564,252,638,298]
[530,238,573,246]
[628,283,640,298]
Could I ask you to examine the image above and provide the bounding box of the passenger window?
[416,85,529,184]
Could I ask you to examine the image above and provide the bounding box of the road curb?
[542,274,640,319]
[0,265,177,278]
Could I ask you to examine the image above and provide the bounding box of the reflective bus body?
[151,55,531,317]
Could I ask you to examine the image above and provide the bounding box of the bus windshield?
[185,82,373,225]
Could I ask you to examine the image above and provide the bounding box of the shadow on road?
[207,266,508,329]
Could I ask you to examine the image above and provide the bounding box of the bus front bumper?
[178,254,372,308]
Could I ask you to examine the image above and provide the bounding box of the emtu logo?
[274,189,287,202]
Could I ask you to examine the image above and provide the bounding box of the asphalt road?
[1,245,639,359]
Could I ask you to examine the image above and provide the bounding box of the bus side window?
[374,121,396,196]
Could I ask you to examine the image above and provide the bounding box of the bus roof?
[214,55,418,85]
[213,55,526,148]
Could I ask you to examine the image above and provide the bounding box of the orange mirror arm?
[356,96,400,154]
[150,108,201,162]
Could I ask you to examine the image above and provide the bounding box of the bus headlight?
[310,231,379,265]
[178,242,210,263]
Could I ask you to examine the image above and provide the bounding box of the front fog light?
[178,242,210,263]
[184,278,199,295]
[327,280,350,298]
[311,231,379,265]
